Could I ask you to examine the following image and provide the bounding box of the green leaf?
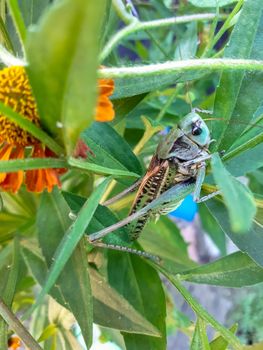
[7,0,27,45]
[19,0,50,26]
[36,178,110,301]
[212,0,263,151]
[181,252,263,287]
[199,203,226,255]
[204,200,263,267]
[37,323,58,343]
[26,0,109,153]
[24,179,110,339]
[210,324,238,350]
[22,242,160,335]
[188,0,237,7]
[140,216,196,272]
[113,71,206,99]
[112,93,147,124]
[190,318,210,350]
[107,252,166,349]
[90,268,161,336]
[81,122,142,175]
[36,189,93,349]
[63,190,131,247]
[211,153,256,233]
[174,22,198,60]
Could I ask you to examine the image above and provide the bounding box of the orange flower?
[96,78,115,122]
[8,335,22,349]
[0,66,63,193]
[0,66,115,193]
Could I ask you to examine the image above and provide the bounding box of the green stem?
[223,133,263,162]
[99,59,263,79]
[157,268,243,350]
[203,0,244,57]
[112,0,137,24]
[0,297,43,350]
[6,0,26,48]
[100,13,223,61]
[68,157,140,178]
[0,158,68,172]
[0,101,65,156]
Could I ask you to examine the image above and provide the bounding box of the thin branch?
[99,59,263,79]
[156,268,243,350]
[0,297,43,350]
[112,0,137,24]
[100,13,224,61]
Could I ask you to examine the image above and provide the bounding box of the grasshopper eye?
[192,125,202,136]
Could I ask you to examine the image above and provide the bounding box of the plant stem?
[157,268,243,350]
[68,157,140,178]
[100,13,223,61]
[99,59,263,79]
[112,0,137,24]
[0,158,68,172]
[223,133,263,162]
[203,0,244,57]
[0,297,43,350]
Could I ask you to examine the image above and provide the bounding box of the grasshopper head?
[179,112,211,147]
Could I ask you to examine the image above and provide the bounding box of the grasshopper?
[87,111,220,259]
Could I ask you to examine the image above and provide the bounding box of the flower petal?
[25,144,62,193]
[95,78,115,122]
[0,144,13,182]
[0,145,24,192]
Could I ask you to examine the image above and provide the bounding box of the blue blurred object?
[169,195,197,222]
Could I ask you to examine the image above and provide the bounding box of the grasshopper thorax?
[179,112,211,148]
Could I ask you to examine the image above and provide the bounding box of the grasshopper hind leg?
[88,239,160,262]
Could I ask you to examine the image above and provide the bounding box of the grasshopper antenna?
[177,42,193,112]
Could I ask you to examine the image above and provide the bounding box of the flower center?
[0,66,40,146]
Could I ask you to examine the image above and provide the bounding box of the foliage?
[0,0,262,349]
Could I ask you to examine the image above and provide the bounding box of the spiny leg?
[193,163,206,202]
[193,162,221,202]
[87,238,160,262]
[195,190,221,203]
[192,107,213,115]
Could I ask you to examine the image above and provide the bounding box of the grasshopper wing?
[128,156,170,240]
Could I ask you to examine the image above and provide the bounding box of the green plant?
[0,0,262,349]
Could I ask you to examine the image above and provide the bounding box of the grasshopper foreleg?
[193,161,221,202]
[195,190,221,203]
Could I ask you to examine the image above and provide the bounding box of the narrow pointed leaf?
[26,0,110,152]
[191,318,210,350]
[204,200,263,267]
[181,252,263,287]
[108,252,166,349]
[24,178,110,322]
[213,0,263,151]
[211,153,256,233]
